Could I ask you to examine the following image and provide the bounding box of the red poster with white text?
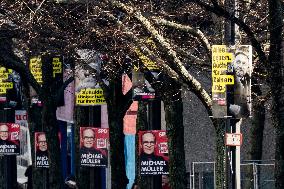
[80,127,109,167]
[0,123,20,155]
[138,130,169,175]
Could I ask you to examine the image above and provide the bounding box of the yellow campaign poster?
[211,46,234,94]
[134,48,159,71]
[30,57,43,84]
[52,57,62,77]
[0,67,13,95]
[211,45,234,118]
[29,56,63,83]
[76,88,106,105]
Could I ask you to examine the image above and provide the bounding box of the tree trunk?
[105,81,129,189]
[136,101,151,189]
[41,55,63,189]
[28,105,48,189]
[75,106,91,188]
[213,119,227,189]
[108,109,128,188]
[42,97,63,189]
[267,1,283,188]
[164,93,187,189]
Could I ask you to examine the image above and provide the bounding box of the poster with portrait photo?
[138,130,169,175]
[132,69,156,101]
[75,66,106,106]
[0,123,20,155]
[229,45,252,118]
[80,127,109,167]
[35,132,49,168]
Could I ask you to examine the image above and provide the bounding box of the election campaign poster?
[35,132,49,168]
[29,55,64,106]
[0,67,13,102]
[29,56,63,84]
[15,110,32,166]
[75,50,107,106]
[138,130,169,175]
[15,110,28,128]
[0,123,20,155]
[229,45,252,118]
[80,127,109,167]
[211,45,234,118]
[212,45,252,118]
[132,69,155,101]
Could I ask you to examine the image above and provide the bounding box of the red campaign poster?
[35,132,49,168]
[138,130,169,175]
[80,127,109,167]
[0,123,20,155]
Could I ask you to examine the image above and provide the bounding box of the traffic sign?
[225,133,242,146]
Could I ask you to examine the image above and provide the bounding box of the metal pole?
[234,1,241,189]
[224,0,241,188]
[214,162,216,189]
[192,162,195,189]
[235,119,242,189]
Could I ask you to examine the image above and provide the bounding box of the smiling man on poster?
[139,131,168,175]
[80,127,108,167]
[0,123,20,155]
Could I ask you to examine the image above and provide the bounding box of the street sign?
[225,133,242,146]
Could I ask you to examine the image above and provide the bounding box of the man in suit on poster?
[80,128,107,166]
[35,133,49,167]
[0,124,20,154]
[139,132,168,175]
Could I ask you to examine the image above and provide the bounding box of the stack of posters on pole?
[211,45,252,118]
[80,127,109,167]
[35,132,49,168]
[0,123,20,155]
[138,130,169,175]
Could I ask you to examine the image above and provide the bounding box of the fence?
[241,160,275,189]
[189,160,274,189]
[190,162,215,189]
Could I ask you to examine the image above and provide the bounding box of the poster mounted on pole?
[138,130,169,175]
[15,110,32,166]
[35,132,49,168]
[229,45,252,118]
[75,50,106,106]
[0,123,20,155]
[132,69,155,101]
[29,55,64,106]
[80,127,109,167]
[0,67,13,102]
[211,45,234,118]
[211,45,252,118]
